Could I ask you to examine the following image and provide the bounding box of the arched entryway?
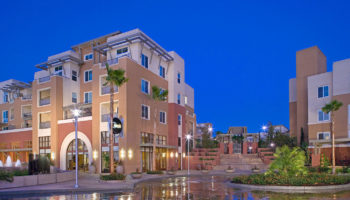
[60,131,92,171]
[66,139,89,171]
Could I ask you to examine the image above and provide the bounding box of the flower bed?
[232,173,350,186]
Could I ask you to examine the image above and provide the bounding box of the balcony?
[38,76,50,83]
[39,98,50,106]
[100,53,130,68]
[39,121,50,129]
[101,86,118,95]
[101,113,109,122]
[21,122,32,128]
[22,95,32,100]
[22,113,32,120]
[63,103,92,120]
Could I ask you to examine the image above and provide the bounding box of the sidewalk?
[0,170,249,197]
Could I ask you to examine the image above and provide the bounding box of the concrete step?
[213,164,268,170]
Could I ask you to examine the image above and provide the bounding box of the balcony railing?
[63,104,92,120]
[38,76,50,83]
[39,98,50,106]
[101,53,130,68]
[39,121,50,129]
[22,95,32,100]
[22,113,32,120]
[21,122,32,128]
[101,114,110,122]
[101,86,118,95]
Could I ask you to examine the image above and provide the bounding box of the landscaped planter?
[167,171,176,175]
[38,173,56,185]
[131,173,142,179]
[252,169,260,173]
[226,169,235,173]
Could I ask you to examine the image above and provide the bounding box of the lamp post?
[72,109,81,189]
[185,134,191,176]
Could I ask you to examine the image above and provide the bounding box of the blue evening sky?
[1,1,350,133]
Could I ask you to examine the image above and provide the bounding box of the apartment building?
[289,46,350,165]
[0,29,196,173]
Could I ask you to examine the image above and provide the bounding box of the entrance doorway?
[66,139,88,171]
[141,147,153,172]
[155,148,167,170]
[233,142,242,154]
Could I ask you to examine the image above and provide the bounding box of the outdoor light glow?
[262,125,267,131]
[175,153,178,158]
[128,149,133,159]
[72,109,81,117]
[186,134,191,140]
[270,143,275,147]
[93,150,98,159]
[248,146,252,150]
[208,127,213,132]
[162,152,166,158]
[120,149,126,159]
[51,152,55,160]
[170,152,174,158]
[182,153,186,158]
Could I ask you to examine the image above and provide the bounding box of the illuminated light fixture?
[262,125,267,131]
[51,152,55,160]
[128,149,133,159]
[72,109,81,117]
[93,150,98,159]
[170,152,174,158]
[162,152,166,158]
[208,127,213,132]
[248,146,253,150]
[270,143,275,148]
[182,153,186,158]
[175,153,178,158]
[120,149,126,159]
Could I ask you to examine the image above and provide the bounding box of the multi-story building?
[289,46,350,165]
[195,123,213,139]
[0,29,196,173]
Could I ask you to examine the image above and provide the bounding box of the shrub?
[12,169,29,176]
[131,168,141,174]
[267,145,307,176]
[100,173,125,181]
[0,170,14,182]
[146,170,163,174]
[232,173,350,186]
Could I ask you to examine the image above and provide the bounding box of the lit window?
[141,79,149,94]
[84,70,92,82]
[318,86,329,98]
[72,92,77,103]
[84,92,92,104]
[84,53,93,61]
[159,66,165,78]
[318,110,330,121]
[177,73,181,84]
[72,70,77,81]
[142,105,149,120]
[177,94,181,104]
[318,132,330,140]
[141,54,148,69]
[160,111,166,124]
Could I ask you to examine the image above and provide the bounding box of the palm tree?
[104,63,128,173]
[322,100,343,174]
[151,86,168,137]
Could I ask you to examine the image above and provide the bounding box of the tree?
[268,145,308,176]
[151,85,168,137]
[104,63,128,173]
[322,100,343,174]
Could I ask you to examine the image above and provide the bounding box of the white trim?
[309,143,350,148]
[84,69,93,83]
[38,111,51,130]
[317,109,330,122]
[9,107,14,121]
[84,91,92,104]
[317,85,329,99]
[0,127,32,134]
[141,104,150,120]
[21,104,32,119]
[38,128,51,137]
[58,116,92,124]
[84,53,93,61]
[317,131,330,140]
[159,110,166,124]
[59,131,92,170]
[37,87,51,107]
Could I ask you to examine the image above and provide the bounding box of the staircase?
[213,154,268,171]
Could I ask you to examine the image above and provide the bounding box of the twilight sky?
[1,0,350,133]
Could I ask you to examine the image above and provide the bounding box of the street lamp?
[185,134,191,176]
[262,126,267,131]
[72,108,81,188]
[270,142,275,148]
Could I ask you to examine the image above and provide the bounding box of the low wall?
[0,171,75,189]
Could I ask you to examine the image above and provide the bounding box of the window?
[178,114,182,125]
[318,132,330,140]
[159,66,165,78]
[84,53,93,61]
[84,70,92,82]
[318,110,330,121]
[3,92,8,103]
[318,86,329,98]
[141,54,148,69]
[184,96,188,105]
[178,137,181,146]
[142,105,149,120]
[2,127,8,131]
[156,135,167,145]
[2,111,8,123]
[117,47,128,55]
[10,108,14,121]
[39,136,51,157]
[72,92,77,103]
[39,89,50,106]
[160,111,166,124]
[177,94,181,104]
[84,92,92,104]
[101,131,118,144]
[141,79,149,94]
[54,66,63,76]
[177,73,181,84]
[72,70,77,81]
[141,132,154,144]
